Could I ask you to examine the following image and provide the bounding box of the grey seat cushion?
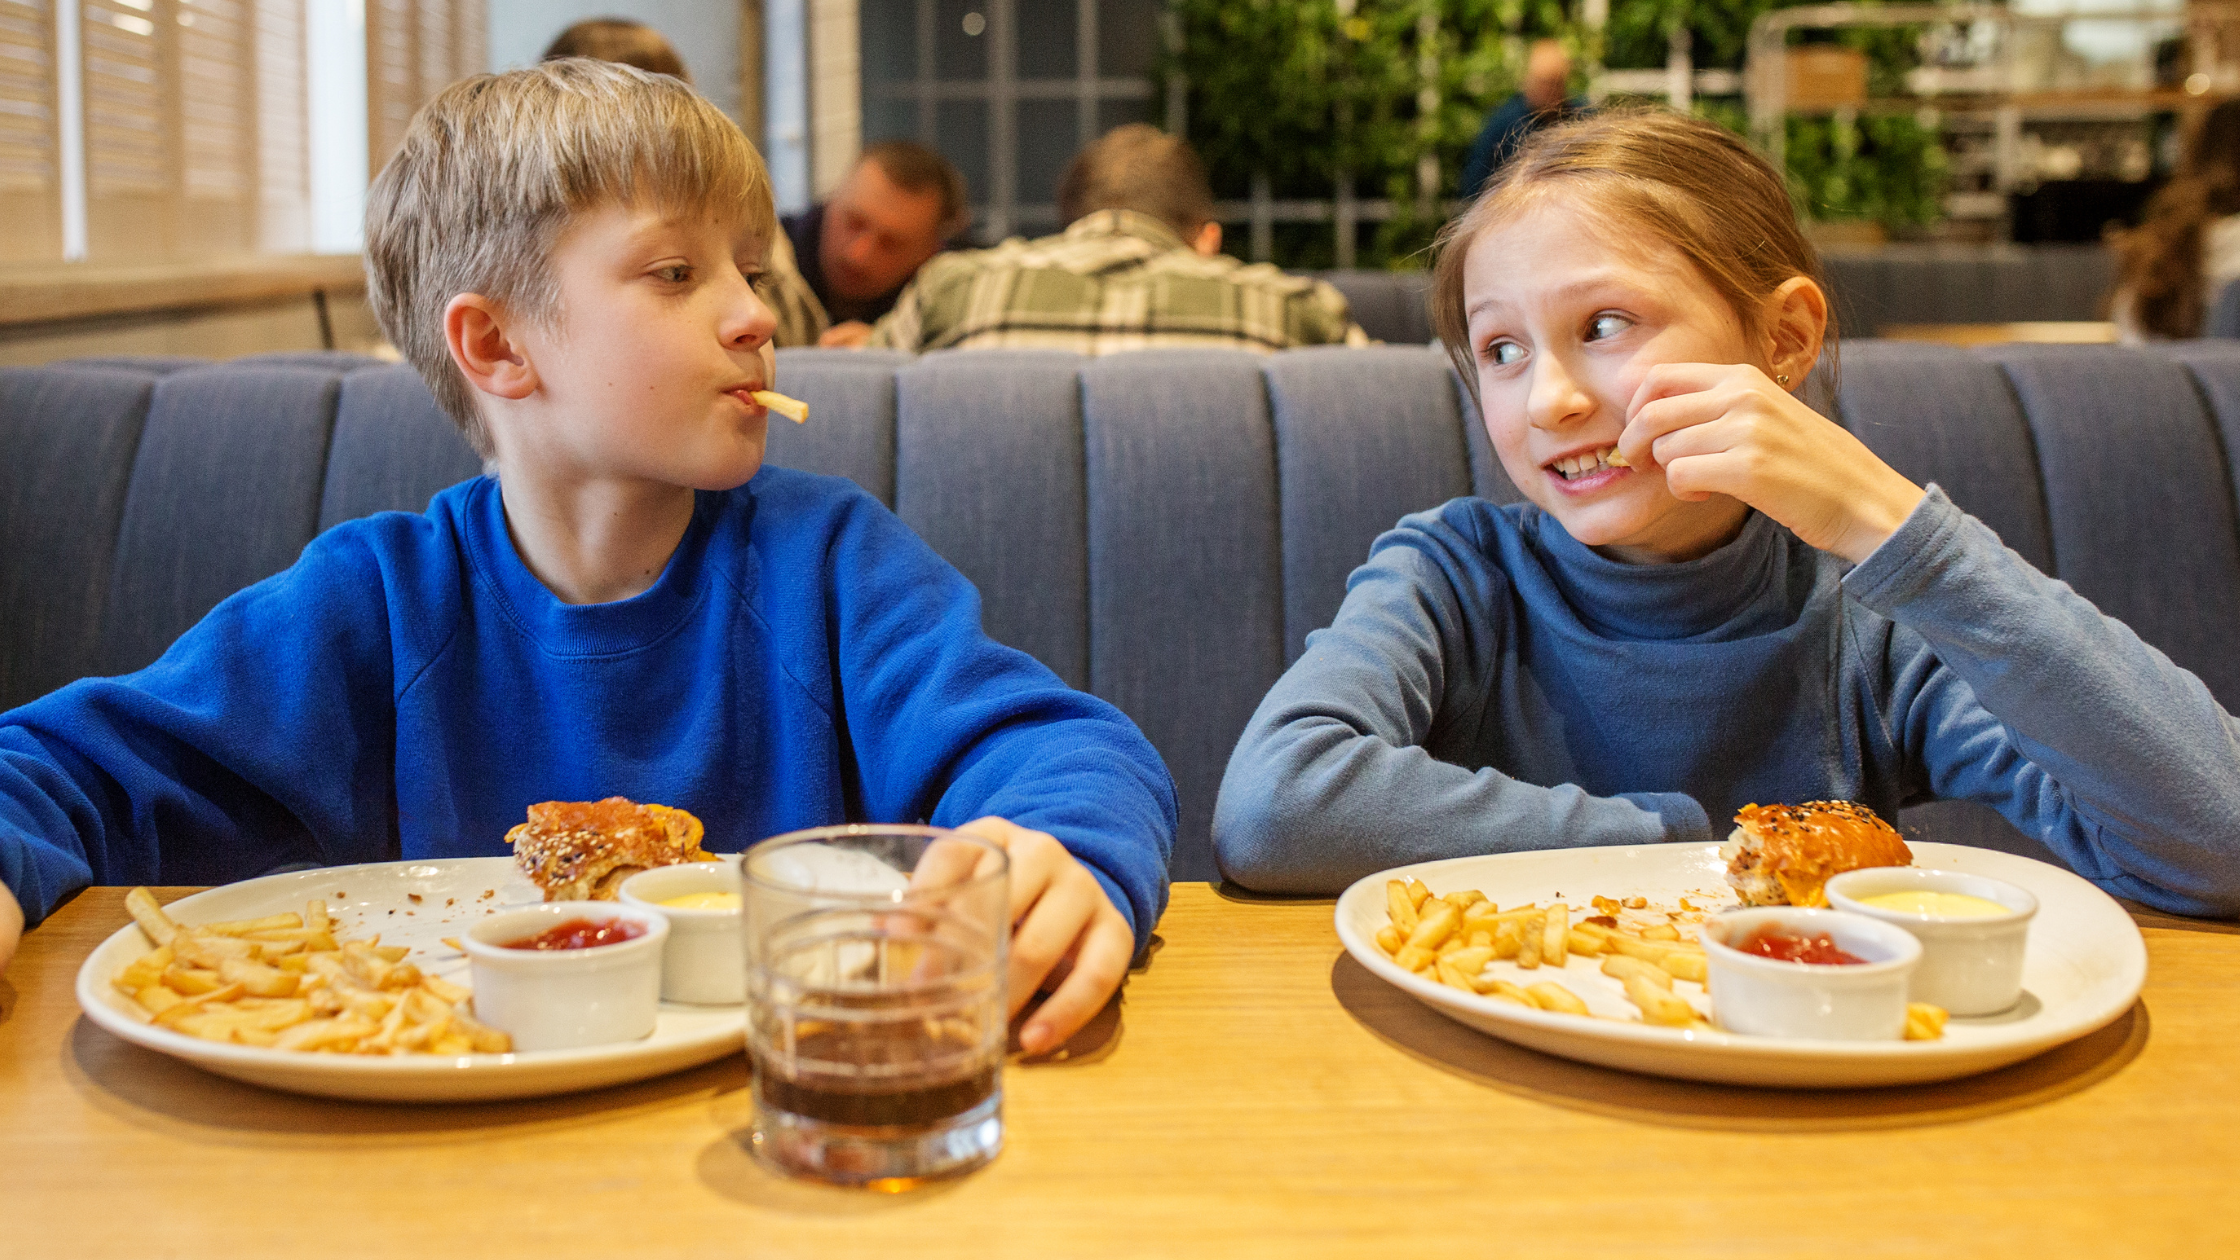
[764,348,912,505]
[1987,343,2240,707]
[319,364,483,529]
[96,365,347,678]
[1264,345,1473,661]
[1081,349,1286,880]
[1313,270,1434,344]
[0,367,156,710]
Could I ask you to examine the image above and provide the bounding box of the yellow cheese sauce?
[1858,890,2008,918]
[658,891,741,911]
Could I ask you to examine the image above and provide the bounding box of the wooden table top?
[5,884,2235,1258]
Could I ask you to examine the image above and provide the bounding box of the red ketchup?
[1739,927,1867,965]
[504,917,646,951]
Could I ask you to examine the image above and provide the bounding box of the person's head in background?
[541,17,689,81]
[1057,123,1223,256]
[1521,39,1572,112]
[1431,110,1832,562]
[818,142,967,302]
[2113,100,2240,338]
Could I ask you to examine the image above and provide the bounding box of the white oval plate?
[1334,842,2147,1088]
[75,858,745,1103]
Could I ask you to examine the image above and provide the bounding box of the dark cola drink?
[752,1014,998,1128]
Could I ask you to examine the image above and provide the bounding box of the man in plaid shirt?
[864,125,1370,355]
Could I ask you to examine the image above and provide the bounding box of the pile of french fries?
[112,887,511,1055]
[1373,878,1946,1040]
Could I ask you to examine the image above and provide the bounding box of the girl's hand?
[1619,362,1924,563]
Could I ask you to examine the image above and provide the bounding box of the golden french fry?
[1386,881,1419,934]
[218,957,300,998]
[1405,879,1433,910]
[1435,959,1478,991]
[1488,918,1523,960]
[1444,945,1494,976]
[1542,903,1570,968]
[1406,902,1461,952]
[1641,924,1680,942]
[124,887,179,947]
[1516,912,1545,969]
[1525,981,1588,1015]
[1601,954,1672,990]
[1657,951,1708,983]
[1374,924,1405,955]
[1393,944,1434,973]
[161,964,227,995]
[1480,978,1533,1003]
[134,983,184,1017]
[305,899,330,932]
[1440,890,1486,912]
[1436,936,1467,959]
[114,944,175,993]
[751,389,809,423]
[1624,974,1698,1027]
[421,974,471,1005]
[1905,1003,1949,1041]
[151,982,247,1028]
[200,912,304,935]
[1564,928,1605,957]
[1466,928,1493,949]
[273,1017,379,1053]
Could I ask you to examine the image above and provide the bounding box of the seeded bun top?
[1722,800,1912,908]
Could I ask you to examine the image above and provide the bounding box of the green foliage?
[1156,0,1946,268]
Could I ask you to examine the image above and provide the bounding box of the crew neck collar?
[463,477,718,656]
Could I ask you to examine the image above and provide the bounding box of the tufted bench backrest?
[5,342,2238,879]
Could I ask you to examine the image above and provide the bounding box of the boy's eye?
[655,264,693,283]
[1586,313,1632,342]
[1484,339,1527,367]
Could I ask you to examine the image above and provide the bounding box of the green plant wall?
[1159,0,1946,270]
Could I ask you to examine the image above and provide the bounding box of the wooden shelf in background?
[0,254,367,328]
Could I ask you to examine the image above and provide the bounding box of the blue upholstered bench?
[5,342,2238,882]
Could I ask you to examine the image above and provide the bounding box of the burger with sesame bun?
[1723,801,1914,908]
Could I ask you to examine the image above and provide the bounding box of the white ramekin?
[1826,866,2038,1016]
[463,902,668,1051]
[619,861,745,1006]
[1702,906,1922,1041]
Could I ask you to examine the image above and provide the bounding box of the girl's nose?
[1526,351,1594,430]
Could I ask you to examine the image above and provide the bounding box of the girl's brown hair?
[1430,109,1831,402]
[2111,101,2240,339]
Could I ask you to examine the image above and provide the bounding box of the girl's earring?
[1776,373,1791,387]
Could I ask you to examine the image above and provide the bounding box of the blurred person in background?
[865,124,1366,354]
[1459,40,1587,201]
[784,143,969,347]
[2110,100,2240,339]
[542,17,828,346]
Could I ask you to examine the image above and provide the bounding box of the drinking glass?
[740,824,1009,1188]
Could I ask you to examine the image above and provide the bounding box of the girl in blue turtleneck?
[1213,110,2240,917]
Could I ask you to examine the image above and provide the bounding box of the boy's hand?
[954,816,1134,1056]
[0,882,20,977]
[1619,362,1925,563]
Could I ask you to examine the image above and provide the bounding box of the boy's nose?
[721,274,778,350]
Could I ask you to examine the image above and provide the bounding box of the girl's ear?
[445,293,539,402]
[1760,276,1829,391]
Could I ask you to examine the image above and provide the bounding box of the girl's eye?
[1484,340,1527,367]
[1586,313,1631,341]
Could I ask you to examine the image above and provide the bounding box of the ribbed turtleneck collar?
[1526,507,1806,642]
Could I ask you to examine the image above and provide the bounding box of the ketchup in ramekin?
[502,917,648,951]
[1738,926,1867,965]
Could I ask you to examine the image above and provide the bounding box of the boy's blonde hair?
[1431,110,1832,405]
[365,59,775,455]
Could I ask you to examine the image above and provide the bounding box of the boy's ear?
[444,293,539,402]
[1761,276,1829,392]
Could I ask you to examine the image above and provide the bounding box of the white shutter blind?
[175,0,252,251]
[365,0,481,174]
[252,0,303,251]
[0,0,61,261]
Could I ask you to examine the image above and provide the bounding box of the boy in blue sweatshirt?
[0,61,1176,1052]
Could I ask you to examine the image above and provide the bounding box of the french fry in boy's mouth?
[752,390,809,423]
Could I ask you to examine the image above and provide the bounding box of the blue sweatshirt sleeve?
[1213,508,1709,896]
[816,492,1176,943]
[1845,487,2240,916]
[0,530,403,927]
